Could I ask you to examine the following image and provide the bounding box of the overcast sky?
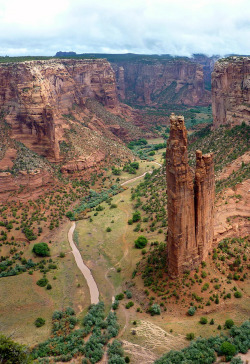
[0,0,249,57]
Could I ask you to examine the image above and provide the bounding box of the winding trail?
[68,222,99,304]
[67,161,162,305]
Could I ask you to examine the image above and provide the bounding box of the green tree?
[0,334,32,363]
[134,236,147,249]
[132,211,141,222]
[32,243,50,257]
[225,319,235,329]
[220,341,237,361]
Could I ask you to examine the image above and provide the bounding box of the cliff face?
[112,60,210,106]
[0,59,120,161]
[166,114,214,277]
[212,57,250,128]
[192,54,219,88]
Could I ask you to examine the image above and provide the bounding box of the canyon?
[55,53,213,106]
[166,113,215,277]
[212,56,250,128]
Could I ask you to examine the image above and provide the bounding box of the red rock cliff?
[112,60,210,106]
[166,114,214,277]
[0,59,120,161]
[212,57,250,128]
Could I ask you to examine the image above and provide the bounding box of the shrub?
[149,304,161,316]
[230,357,244,364]
[115,293,124,300]
[112,300,119,310]
[32,242,50,257]
[200,317,208,325]
[106,227,112,232]
[36,277,48,287]
[0,334,32,363]
[46,284,52,290]
[132,211,141,222]
[134,236,148,249]
[125,301,134,309]
[234,291,242,298]
[125,290,132,299]
[188,306,196,316]
[35,317,45,327]
[186,333,195,341]
[220,341,237,361]
[225,319,235,329]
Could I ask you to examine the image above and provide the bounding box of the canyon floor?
[0,137,249,363]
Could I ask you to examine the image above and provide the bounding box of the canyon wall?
[112,59,211,106]
[0,59,131,163]
[166,114,214,277]
[212,56,250,128]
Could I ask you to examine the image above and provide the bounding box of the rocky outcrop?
[192,54,219,88]
[112,60,210,106]
[0,169,53,201]
[212,56,250,128]
[0,59,125,162]
[195,150,215,260]
[166,114,215,277]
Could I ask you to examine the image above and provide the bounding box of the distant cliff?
[0,59,142,165]
[55,53,213,107]
[212,56,250,128]
[111,59,211,106]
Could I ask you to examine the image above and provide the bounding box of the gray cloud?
[0,0,249,56]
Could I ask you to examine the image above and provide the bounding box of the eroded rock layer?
[0,59,139,163]
[212,56,250,128]
[112,60,210,106]
[166,114,215,277]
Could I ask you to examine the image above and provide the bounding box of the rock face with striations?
[212,56,250,128]
[0,59,129,162]
[166,113,214,277]
[112,59,210,106]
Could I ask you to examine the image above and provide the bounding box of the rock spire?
[166,113,214,277]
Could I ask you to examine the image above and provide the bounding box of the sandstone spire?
[166,113,214,277]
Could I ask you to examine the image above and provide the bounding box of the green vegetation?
[0,334,32,363]
[32,242,50,257]
[134,235,148,249]
[155,320,250,364]
[70,185,123,220]
[34,317,46,328]
[32,302,120,363]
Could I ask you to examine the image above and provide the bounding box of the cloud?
[0,0,249,56]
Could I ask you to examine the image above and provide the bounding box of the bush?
[36,277,48,287]
[225,319,235,329]
[230,357,244,364]
[46,284,52,290]
[220,341,237,361]
[125,301,134,309]
[115,293,124,300]
[234,291,242,298]
[200,317,208,325]
[106,227,112,232]
[32,243,50,257]
[125,290,132,299]
[134,236,148,249]
[35,317,45,327]
[149,304,161,316]
[112,300,119,310]
[132,211,141,222]
[0,334,32,363]
[186,333,195,341]
[187,306,196,316]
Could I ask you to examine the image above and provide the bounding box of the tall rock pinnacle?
[166,113,214,277]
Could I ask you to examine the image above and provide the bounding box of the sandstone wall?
[212,57,250,128]
[112,60,210,106]
[195,150,215,260]
[0,59,119,161]
[166,114,215,277]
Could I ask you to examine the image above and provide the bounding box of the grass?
[0,221,90,346]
